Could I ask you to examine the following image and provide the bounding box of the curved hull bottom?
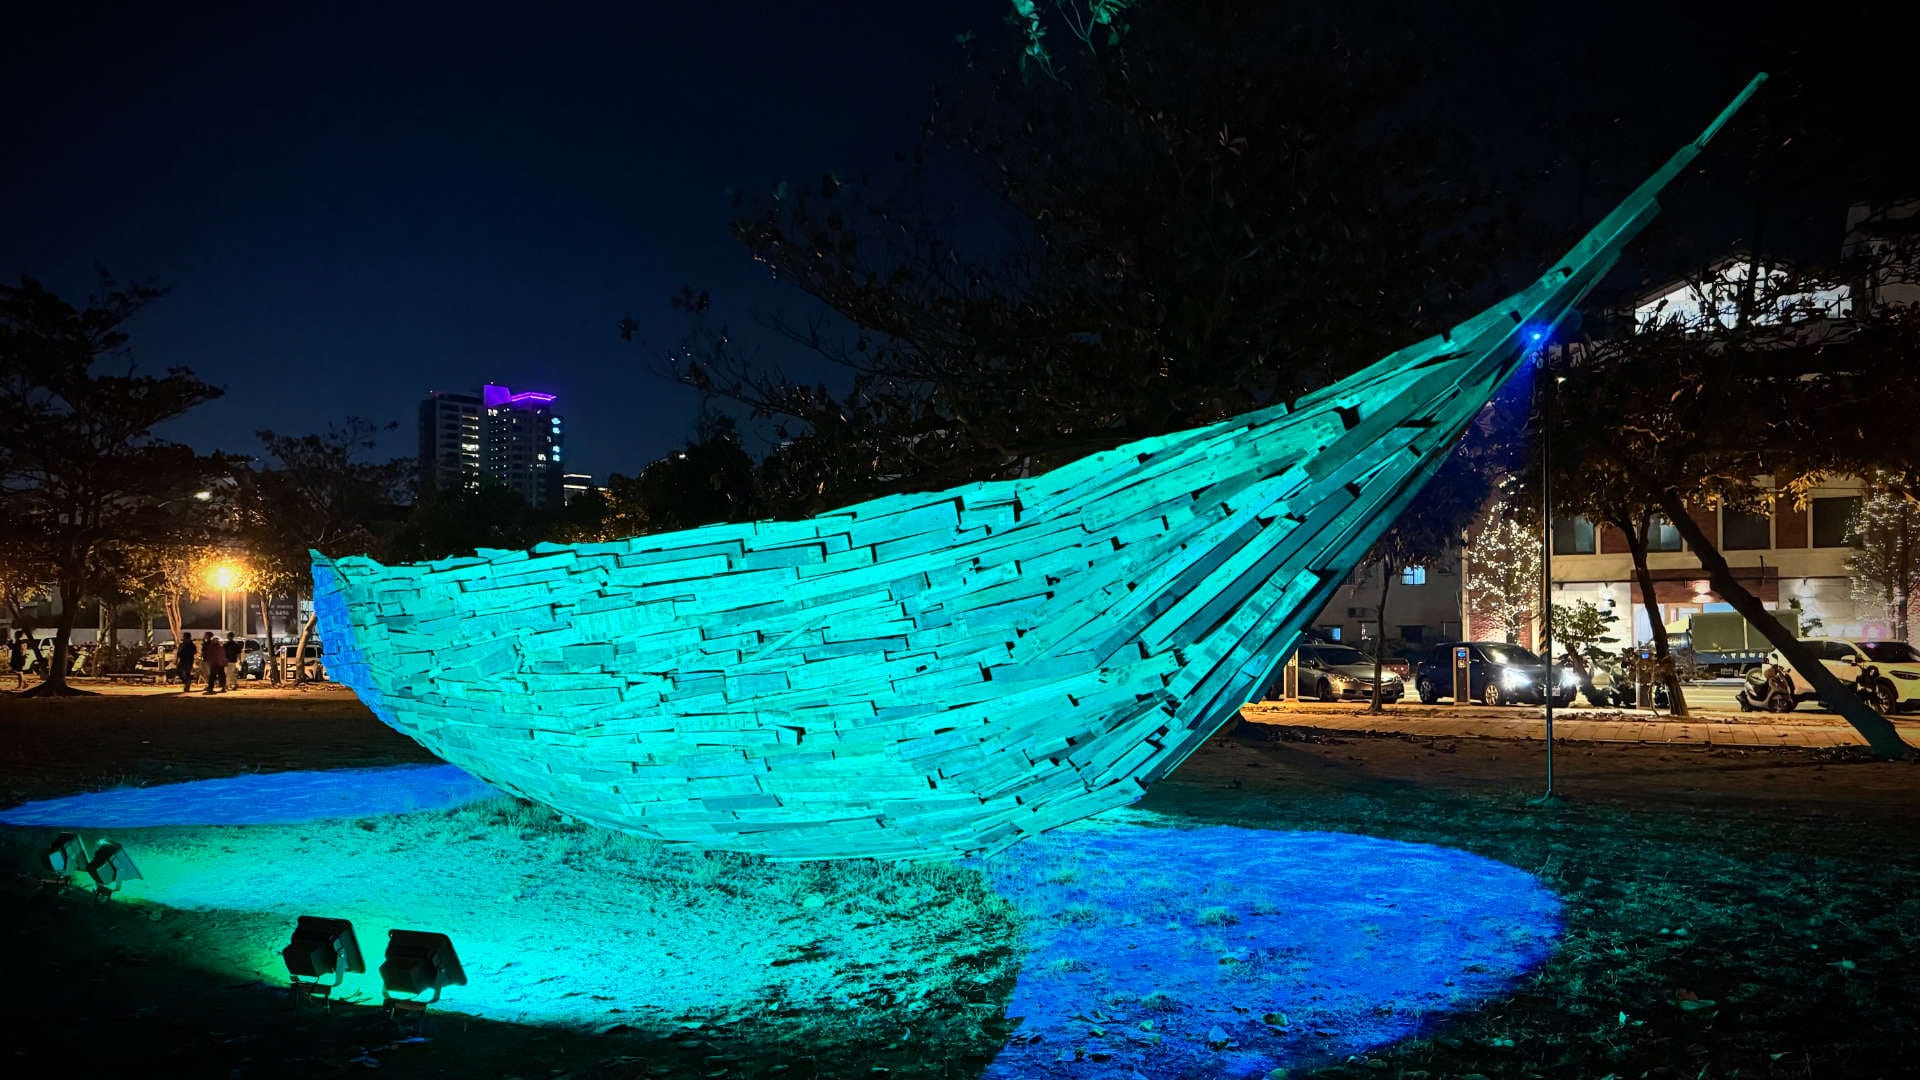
[320,577,1251,863]
[420,712,1159,864]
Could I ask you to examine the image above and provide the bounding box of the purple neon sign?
[482,383,558,409]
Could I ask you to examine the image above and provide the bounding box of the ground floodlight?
[44,833,90,876]
[282,916,365,992]
[85,842,142,897]
[380,929,466,1005]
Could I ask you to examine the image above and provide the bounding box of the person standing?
[203,631,227,695]
[8,630,28,690]
[175,634,198,693]
[224,632,244,688]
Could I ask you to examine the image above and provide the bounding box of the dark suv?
[1414,641,1576,707]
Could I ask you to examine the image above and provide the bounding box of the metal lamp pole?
[1537,344,1558,803]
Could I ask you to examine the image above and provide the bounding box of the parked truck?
[1671,610,1801,675]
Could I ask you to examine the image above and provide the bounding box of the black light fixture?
[380,929,466,1008]
[282,917,365,999]
[44,833,90,879]
[85,842,141,898]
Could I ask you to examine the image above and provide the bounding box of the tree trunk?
[1655,487,1910,757]
[1369,566,1393,714]
[1458,548,1472,640]
[21,575,91,696]
[95,600,110,675]
[292,610,317,683]
[258,595,280,684]
[163,590,183,650]
[1614,510,1688,717]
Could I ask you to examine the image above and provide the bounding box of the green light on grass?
[16,768,1564,1077]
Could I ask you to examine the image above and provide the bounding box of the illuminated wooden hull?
[314,84,1758,860]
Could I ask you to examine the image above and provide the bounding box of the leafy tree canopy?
[0,274,225,692]
[654,2,1522,516]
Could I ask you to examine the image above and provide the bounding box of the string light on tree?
[1845,485,1920,642]
[1465,502,1542,646]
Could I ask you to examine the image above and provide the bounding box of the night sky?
[4,1,1907,480]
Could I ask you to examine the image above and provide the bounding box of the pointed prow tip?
[1696,72,1768,148]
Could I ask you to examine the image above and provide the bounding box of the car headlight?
[1500,667,1530,689]
[1559,668,1580,687]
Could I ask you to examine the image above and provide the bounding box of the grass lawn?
[3,686,1917,1077]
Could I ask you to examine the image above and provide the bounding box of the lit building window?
[1551,516,1597,555]
[1400,566,1427,586]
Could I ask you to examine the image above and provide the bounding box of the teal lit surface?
[315,80,1765,860]
[5,768,1559,1076]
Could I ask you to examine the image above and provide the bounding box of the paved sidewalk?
[1240,702,1875,748]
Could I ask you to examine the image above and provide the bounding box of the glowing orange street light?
[207,563,247,636]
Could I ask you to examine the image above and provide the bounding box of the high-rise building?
[417,383,566,509]
[483,383,564,509]
[418,390,485,494]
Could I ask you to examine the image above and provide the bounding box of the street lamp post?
[212,564,240,638]
[1532,333,1560,806]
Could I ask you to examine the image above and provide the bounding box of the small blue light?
[1530,330,1544,342]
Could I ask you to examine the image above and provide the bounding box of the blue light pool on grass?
[0,765,496,827]
[3,768,1559,1077]
[976,813,1561,1077]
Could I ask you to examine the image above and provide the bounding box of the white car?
[1761,638,1920,712]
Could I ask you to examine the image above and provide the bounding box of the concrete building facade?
[1309,551,1465,654]
[1548,480,1875,651]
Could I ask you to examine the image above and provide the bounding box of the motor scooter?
[1737,662,1796,712]
[1566,654,1625,707]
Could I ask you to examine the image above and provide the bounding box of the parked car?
[275,642,327,681]
[1292,643,1405,703]
[134,642,177,673]
[26,638,87,677]
[213,638,261,678]
[1414,641,1578,707]
[1739,638,1920,713]
[239,641,267,680]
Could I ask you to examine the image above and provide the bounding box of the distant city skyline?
[1,2,979,482]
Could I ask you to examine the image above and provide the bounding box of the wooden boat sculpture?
[316,80,1762,861]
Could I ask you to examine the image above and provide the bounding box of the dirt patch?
[0,684,436,804]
